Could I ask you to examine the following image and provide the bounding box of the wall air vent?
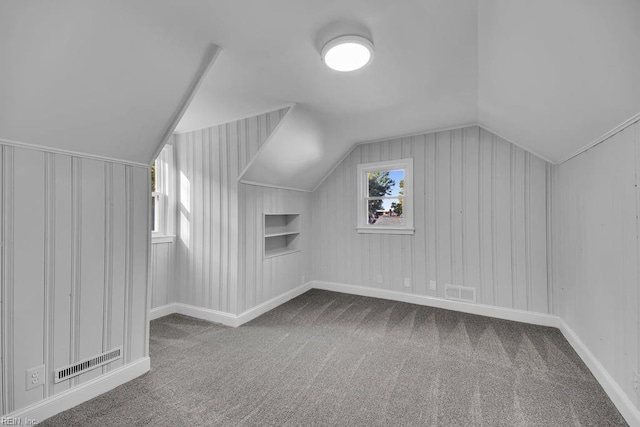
[54,347,122,383]
[444,284,476,303]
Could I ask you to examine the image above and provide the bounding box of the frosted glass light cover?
[321,35,374,72]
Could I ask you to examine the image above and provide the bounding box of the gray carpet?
[42,289,626,426]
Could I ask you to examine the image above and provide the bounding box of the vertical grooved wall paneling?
[102,163,113,374]
[150,242,175,309]
[1,145,13,414]
[130,167,149,362]
[110,163,127,371]
[150,141,177,310]
[552,119,640,411]
[238,185,312,313]
[311,126,550,313]
[13,148,46,408]
[174,108,311,315]
[0,144,149,415]
[78,159,105,384]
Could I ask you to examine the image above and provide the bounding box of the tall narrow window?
[357,159,414,234]
[151,161,161,233]
[151,144,173,237]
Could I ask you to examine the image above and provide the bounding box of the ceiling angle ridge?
[239,179,312,193]
[556,110,640,164]
[0,136,150,168]
[236,103,297,183]
[172,103,295,136]
[475,122,557,165]
[149,43,223,165]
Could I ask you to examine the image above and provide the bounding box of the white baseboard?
[7,357,150,424]
[149,282,313,327]
[559,320,640,426]
[149,303,177,320]
[235,281,313,325]
[173,303,238,327]
[312,281,560,327]
[149,303,236,326]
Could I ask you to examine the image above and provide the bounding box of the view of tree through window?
[367,169,405,226]
[151,162,156,192]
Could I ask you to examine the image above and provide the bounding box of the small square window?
[357,159,414,234]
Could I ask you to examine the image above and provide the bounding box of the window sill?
[356,227,415,235]
[152,234,176,244]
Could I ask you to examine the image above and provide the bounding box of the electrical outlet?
[403,278,412,288]
[376,274,383,284]
[301,275,306,285]
[26,365,45,391]
[429,280,437,291]
[634,370,639,392]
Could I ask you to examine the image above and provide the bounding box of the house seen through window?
[368,169,405,225]
[357,159,414,234]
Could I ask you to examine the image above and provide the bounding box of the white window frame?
[357,158,414,235]
[151,144,176,243]
[151,190,165,235]
[151,157,166,237]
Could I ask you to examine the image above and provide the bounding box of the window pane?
[368,169,404,198]
[367,198,405,226]
[151,195,156,232]
[151,162,156,193]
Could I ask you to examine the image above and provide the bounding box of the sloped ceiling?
[3,1,639,174]
[175,0,478,139]
[478,0,640,162]
[240,105,326,191]
[177,0,640,190]
[0,1,219,164]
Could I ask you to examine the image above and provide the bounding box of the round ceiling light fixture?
[321,35,374,72]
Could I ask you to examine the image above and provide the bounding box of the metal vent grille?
[54,347,122,383]
[444,284,476,303]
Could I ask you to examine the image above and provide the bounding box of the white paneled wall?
[150,140,177,311]
[238,185,312,313]
[312,126,550,313]
[151,242,175,309]
[154,140,177,237]
[174,108,311,314]
[0,145,149,415]
[552,121,640,410]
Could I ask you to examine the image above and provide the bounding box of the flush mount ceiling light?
[321,35,374,72]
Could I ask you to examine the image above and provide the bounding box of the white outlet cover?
[429,280,437,291]
[403,278,412,288]
[376,274,383,283]
[26,365,45,390]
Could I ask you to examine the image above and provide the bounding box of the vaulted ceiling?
[478,0,640,163]
[2,0,639,178]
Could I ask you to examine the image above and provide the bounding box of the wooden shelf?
[264,213,300,235]
[265,231,300,238]
[264,213,300,259]
[264,247,301,259]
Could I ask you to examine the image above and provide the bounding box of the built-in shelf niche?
[264,213,300,259]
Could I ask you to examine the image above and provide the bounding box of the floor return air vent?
[54,347,122,383]
[444,284,476,303]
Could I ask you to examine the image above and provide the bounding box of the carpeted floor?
[42,289,626,426]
